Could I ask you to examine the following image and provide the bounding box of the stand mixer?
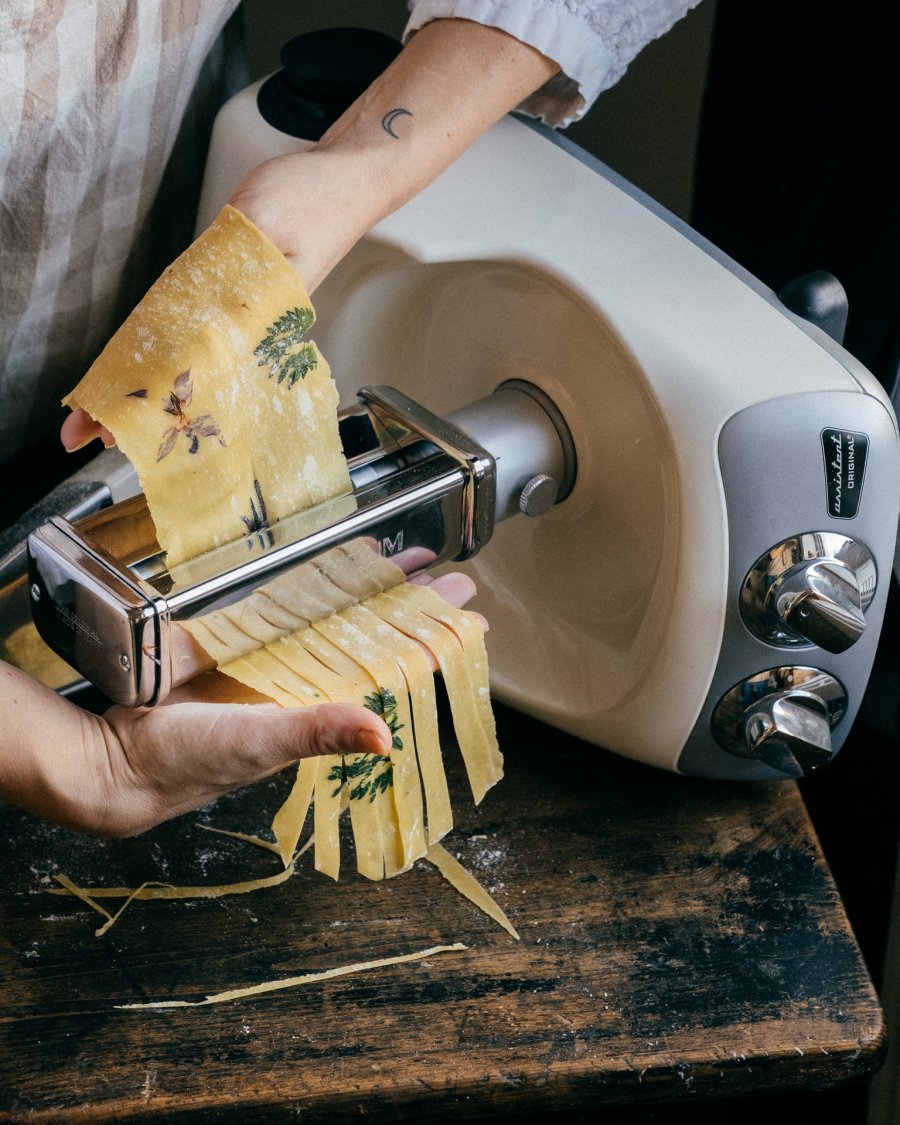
[9,30,900,782]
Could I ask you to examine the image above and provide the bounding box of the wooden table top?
[0,703,884,1123]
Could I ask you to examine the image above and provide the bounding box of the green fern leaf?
[254,306,318,387]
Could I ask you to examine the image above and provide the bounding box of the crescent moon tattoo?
[381,106,413,139]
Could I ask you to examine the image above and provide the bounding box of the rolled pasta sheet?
[62,205,350,566]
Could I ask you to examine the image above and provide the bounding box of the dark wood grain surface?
[0,702,884,1123]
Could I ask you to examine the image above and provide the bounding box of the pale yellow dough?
[63,206,350,565]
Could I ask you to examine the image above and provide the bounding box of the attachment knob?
[740,532,875,652]
[712,667,847,778]
[518,474,559,517]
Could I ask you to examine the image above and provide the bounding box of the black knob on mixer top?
[257,27,402,142]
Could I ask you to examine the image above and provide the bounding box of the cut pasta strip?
[191,613,264,661]
[240,591,309,633]
[220,656,313,709]
[366,589,502,804]
[293,627,376,686]
[49,865,297,902]
[253,572,336,625]
[115,943,467,1009]
[180,618,240,667]
[244,648,327,703]
[219,603,290,645]
[313,754,344,881]
[196,823,288,858]
[271,758,318,868]
[344,604,453,847]
[270,633,370,698]
[316,541,405,599]
[426,844,519,940]
[281,563,359,615]
[394,583,500,774]
[313,612,423,873]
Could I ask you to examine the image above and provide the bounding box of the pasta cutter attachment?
[24,382,573,707]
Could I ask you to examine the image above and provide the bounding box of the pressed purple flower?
[155,368,225,461]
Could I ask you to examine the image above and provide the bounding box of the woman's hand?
[0,571,482,838]
[0,658,391,839]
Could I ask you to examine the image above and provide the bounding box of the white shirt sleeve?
[404,0,704,127]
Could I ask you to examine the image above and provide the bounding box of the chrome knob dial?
[774,559,865,651]
[739,692,834,775]
[740,532,875,652]
[712,667,847,778]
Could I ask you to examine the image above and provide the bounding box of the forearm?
[320,17,559,208]
[0,661,111,832]
[230,18,559,290]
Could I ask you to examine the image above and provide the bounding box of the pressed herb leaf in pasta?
[365,687,404,751]
[329,752,394,802]
[255,306,318,387]
[240,479,273,549]
[157,368,225,461]
[328,687,402,802]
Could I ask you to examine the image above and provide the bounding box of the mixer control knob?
[712,667,847,778]
[740,532,876,652]
[739,693,833,775]
[774,560,865,652]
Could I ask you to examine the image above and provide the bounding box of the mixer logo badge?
[821,428,868,519]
